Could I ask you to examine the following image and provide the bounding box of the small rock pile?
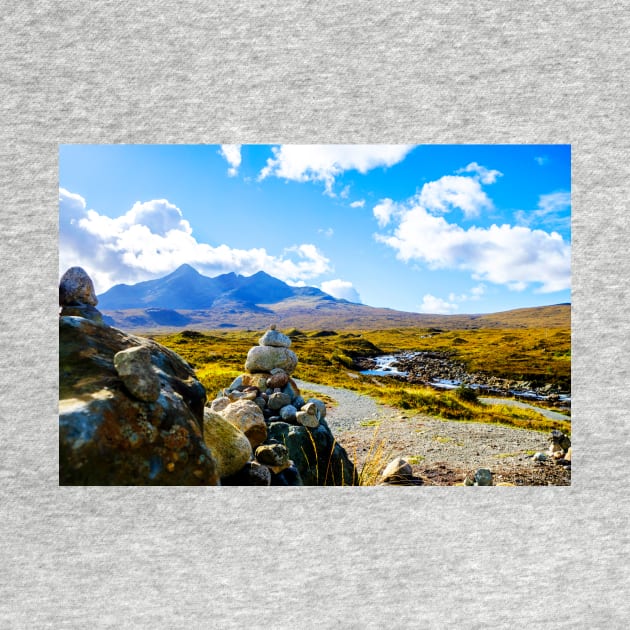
[206,325,356,485]
[212,325,326,430]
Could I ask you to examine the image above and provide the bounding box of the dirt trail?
[294,379,570,486]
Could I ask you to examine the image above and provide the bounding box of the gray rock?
[221,461,272,486]
[282,379,301,401]
[227,390,257,402]
[59,266,98,306]
[549,430,571,453]
[380,457,413,484]
[296,410,319,428]
[255,443,290,472]
[301,402,319,417]
[259,329,292,348]
[268,391,291,410]
[306,398,327,419]
[245,345,298,374]
[533,452,547,462]
[59,304,103,323]
[474,468,493,486]
[279,404,298,423]
[113,346,161,402]
[227,375,244,391]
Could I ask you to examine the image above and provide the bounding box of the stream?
[359,351,571,419]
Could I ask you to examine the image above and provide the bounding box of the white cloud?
[375,198,570,293]
[418,175,493,218]
[219,144,242,176]
[318,227,334,238]
[350,199,365,208]
[418,294,458,314]
[448,283,486,303]
[259,144,415,196]
[59,189,331,293]
[537,192,571,216]
[373,198,398,227]
[423,283,486,315]
[514,191,571,232]
[456,162,503,184]
[320,279,362,303]
[534,156,550,166]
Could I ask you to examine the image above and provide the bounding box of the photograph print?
[59,144,571,486]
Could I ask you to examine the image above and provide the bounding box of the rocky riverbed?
[357,351,571,409]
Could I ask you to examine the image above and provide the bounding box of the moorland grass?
[153,325,571,436]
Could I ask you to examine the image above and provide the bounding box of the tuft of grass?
[351,426,395,486]
[433,435,463,446]
[455,385,480,404]
[406,455,425,464]
[360,419,381,427]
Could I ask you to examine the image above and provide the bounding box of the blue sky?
[59,144,570,314]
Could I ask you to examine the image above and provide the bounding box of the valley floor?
[294,379,571,486]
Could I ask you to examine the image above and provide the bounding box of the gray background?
[1,1,628,627]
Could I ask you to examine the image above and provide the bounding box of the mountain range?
[97,264,342,310]
[97,264,571,332]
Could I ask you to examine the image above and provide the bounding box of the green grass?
[406,455,425,465]
[360,419,381,427]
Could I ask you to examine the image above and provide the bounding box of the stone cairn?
[207,325,328,485]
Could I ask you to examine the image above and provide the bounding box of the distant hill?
[98,265,571,332]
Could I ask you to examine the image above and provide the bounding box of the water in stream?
[360,352,571,405]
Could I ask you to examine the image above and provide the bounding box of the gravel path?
[294,379,569,485]
[294,378,399,431]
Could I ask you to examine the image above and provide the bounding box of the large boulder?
[60,314,219,485]
[267,420,358,486]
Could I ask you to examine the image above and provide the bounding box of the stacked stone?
[207,325,329,485]
[59,266,103,323]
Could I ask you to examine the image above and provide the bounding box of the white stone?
[245,345,298,374]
